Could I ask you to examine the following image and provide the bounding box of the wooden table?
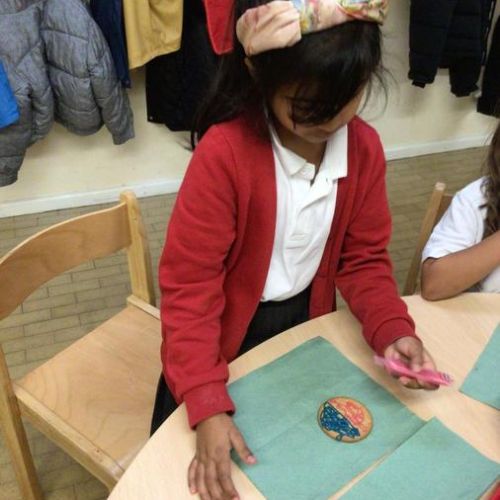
[109,294,500,499]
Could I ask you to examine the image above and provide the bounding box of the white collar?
[269,123,348,182]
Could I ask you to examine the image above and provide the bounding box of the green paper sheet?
[228,337,424,500]
[343,419,500,500]
[460,323,500,409]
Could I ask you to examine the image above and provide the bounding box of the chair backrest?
[0,191,155,322]
[0,192,157,500]
[403,182,453,296]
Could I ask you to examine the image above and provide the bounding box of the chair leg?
[0,353,43,500]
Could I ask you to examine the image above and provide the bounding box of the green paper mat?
[343,418,500,499]
[460,323,500,409]
[228,337,424,499]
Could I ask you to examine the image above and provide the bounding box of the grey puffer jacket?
[0,0,134,187]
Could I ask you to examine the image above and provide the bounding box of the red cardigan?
[159,114,417,428]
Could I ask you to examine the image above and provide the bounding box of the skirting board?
[0,134,491,218]
[383,134,490,161]
[0,179,182,218]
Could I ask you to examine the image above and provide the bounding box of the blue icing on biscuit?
[319,401,361,441]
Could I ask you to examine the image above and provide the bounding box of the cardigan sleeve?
[335,123,418,355]
[159,126,238,428]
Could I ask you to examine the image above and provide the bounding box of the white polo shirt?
[422,177,500,293]
[261,124,348,301]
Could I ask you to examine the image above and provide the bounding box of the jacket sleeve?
[159,126,237,428]
[408,0,458,87]
[335,125,418,355]
[87,20,134,145]
[0,65,27,186]
[0,57,52,186]
[12,41,53,146]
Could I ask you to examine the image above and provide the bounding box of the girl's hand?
[384,337,439,390]
[188,413,256,500]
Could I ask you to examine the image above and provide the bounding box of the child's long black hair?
[482,121,500,239]
[192,0,385,145]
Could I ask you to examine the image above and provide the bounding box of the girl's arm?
[335,122,436,390]
[335,124,417,355]
[161,126,256,499]
[421,231,500,300]
[160,126,238,427]
[420,179,498,301]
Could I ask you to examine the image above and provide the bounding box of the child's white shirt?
[422,177,500,293]
[262,124,348,301]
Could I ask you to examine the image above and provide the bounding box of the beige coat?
[122,0,183,69]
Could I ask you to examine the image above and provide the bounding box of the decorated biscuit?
[317,396,373,442]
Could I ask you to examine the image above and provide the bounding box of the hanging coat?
[90,0,131,88]
[42,0,134,143]
[122,0,183,69]
[409,0,495,97]
[204,0,234,55]
[478,17,500,116]
[0,0,134,187]
[0,0,53,186]
[145,0,217,131]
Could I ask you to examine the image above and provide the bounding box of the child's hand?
[188,412,256,500]
[384,337,439,390]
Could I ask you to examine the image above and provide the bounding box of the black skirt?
[150,286,311,435]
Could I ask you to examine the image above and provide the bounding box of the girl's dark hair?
[482,121,500,239]
[192,0,385,145]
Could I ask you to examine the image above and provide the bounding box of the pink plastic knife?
[374,356,453,386]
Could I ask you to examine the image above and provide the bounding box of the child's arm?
[159,127,255,498]
[335,123,416,355]
[159,126,239,427]
[335,122,436,389]
[420,180,500,300]
[422,231,500,300]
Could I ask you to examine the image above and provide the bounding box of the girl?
[154,1,438,498]
[421,121,500,300]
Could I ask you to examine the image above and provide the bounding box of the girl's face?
[270,84,364,144]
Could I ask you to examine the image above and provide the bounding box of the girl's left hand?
[384,337,439,390]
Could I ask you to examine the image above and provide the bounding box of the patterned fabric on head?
[236,0,388,56]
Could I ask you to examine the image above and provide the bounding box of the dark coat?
[409,0,495,97]
[145,0,217,131]
[90,0,131,88]
[478,17,500,116]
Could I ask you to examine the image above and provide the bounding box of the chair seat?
[13,304,162,487]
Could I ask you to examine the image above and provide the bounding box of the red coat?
[204,0,234,55]
[159,114,417,428]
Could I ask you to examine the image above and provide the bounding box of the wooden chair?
[403,182,453,295]
[0,192,162,499]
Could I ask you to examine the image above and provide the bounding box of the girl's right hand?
[188,413,256,500]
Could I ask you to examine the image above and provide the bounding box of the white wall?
[368,1,499,159]
[1,2,499,216]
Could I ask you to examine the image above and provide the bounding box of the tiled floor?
[0,146,487,499]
